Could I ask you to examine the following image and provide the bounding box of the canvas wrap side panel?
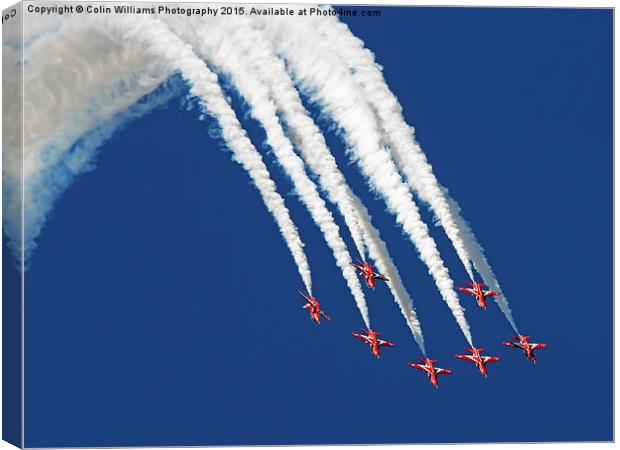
[3,2,24,448]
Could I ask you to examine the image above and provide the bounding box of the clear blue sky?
[14,7,612,446]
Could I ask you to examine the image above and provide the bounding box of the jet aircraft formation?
[298,261,547,388]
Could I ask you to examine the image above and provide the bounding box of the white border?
[0,1,615,450]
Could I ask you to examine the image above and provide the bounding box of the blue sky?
[12,7,612,446]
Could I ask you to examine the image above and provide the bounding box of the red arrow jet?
[351,260,389,289]
[299,292,331,324]
[457,281,501,309]
[503,335,548,363]
[454,347,500,377]
[351,328,395,358]
[408,357,453,388]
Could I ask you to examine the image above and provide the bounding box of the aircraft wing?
[502,341,521,349]
[378,340,395,347]
[408,362,431,374]
[457,287,476,295]
[320,310,332,321]
[352,332,371,344]
[455,354,476,362]
[350,262,364,272]
[484,290,501,297]
[436,368,453,375]
[530,343,547,350]
[374,274,389,282]
[482,356,501,363]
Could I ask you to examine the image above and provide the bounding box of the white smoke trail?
[211,15,424,351]
[315,13,519,332]
[4,16,174,261]
[445,195,519,332]
[210,16,366,261]
[165,16,370,326]
[103,15,313,295]
[312,13,475,281]
[353,197,426,353]
[260,15,474,346]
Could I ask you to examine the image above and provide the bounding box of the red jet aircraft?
[299,292,331,324]
[457,281,501,309]
[408,357,453,388]
[351,260,389,289]
[503,335,548,363]
[454,347,500,377]
[352,328,395,358]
